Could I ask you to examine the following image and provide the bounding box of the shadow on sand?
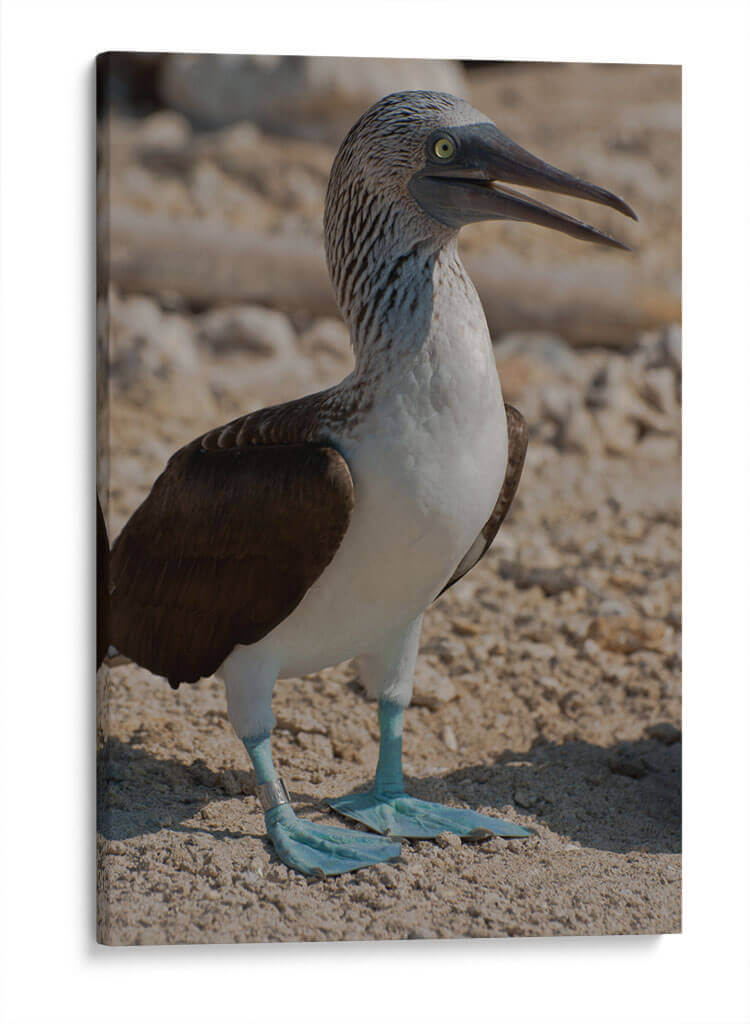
[98,732,680,856]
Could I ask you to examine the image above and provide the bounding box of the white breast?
[263,323,504,676]
[222,249,506,681]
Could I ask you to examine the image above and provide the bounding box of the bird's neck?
[330,231,485,381]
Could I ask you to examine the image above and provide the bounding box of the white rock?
[114,292,161,338]
[266,863,289,883]
[637,435,680,462]
[598,599,632,617]
[198,305,296,358]
[518,641,556,661]
[540,384,577,424]
[513,787,535,809]
[157,313,201,374]
[110,293,200,384]
[566,406,605,456]
[297,317,351,363]
[494,332,580,376]
[137,110,191,151]
[663,324,682,370]
[643,366,678,418]
[215,121,263,164]
[595,407,640,455]
[412,665,457,710]
[435,831,462,850]
[442,725,459,752]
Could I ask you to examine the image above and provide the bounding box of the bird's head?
[325,89,636,262]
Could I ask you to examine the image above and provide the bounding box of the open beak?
[409,122,637,249]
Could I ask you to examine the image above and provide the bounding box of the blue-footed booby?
[107,91,636,877]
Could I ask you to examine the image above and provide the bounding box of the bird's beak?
[409,122,637,249]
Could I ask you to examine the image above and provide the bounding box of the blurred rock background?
[97,56,681,944]
[98,55,680,528]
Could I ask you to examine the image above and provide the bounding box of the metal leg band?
[257,778,291,812]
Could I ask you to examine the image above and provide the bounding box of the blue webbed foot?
[329,702,531,841]
[265,803,402,877]
[327,789,531,841]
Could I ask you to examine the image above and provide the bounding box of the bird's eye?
[432,136,456,161]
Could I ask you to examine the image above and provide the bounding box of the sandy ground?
[97,60,681,944]
[98,417,681,944]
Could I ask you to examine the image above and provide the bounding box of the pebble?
[494,331,580,373]
[663,324,682,369]
[643,366,678,417]
[518,641,556,661]
[441,725,459,752]
[266,864,289,883]
[513,787,536,809]
[566,406,605,457]
[452,618,481,637]
[297,317,351,363]
[638,435,680,461]
[646,722,681,745]
[136,111,192,171]
[595,407,640,456]
[375,865,399,889]
[198,305,296,357]
[110,293,201,386]
[435,831,462,850]
[587,615,666,654]
[412,666,457,710]
[421,635,468,665]
[296,732,334,759]
[138,109,192,148]
[598,599,632,617]
[499,562,578,596]
[609,746,648,779]
[540,383,577,424]
[219,771,242,796]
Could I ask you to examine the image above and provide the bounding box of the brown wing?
[109,404,354,688]
[436,404,527,599]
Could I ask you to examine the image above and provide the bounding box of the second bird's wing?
[436,403,527,599]
[109,403,354,688]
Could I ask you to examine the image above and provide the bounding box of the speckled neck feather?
[323,93,465,375]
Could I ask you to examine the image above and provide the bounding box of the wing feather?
[436,403,527,598]
[109,419,354,687]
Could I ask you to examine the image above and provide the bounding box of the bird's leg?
[222,657,400,877]
[327,619,531,841]
[328,702,529,839]
[241,731,401,877]
[372,700,405,798]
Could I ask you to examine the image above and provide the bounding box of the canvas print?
[96,54,681,944]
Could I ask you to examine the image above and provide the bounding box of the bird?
[106,90,636,877]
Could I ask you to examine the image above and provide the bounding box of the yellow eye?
[433,136,456,161]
